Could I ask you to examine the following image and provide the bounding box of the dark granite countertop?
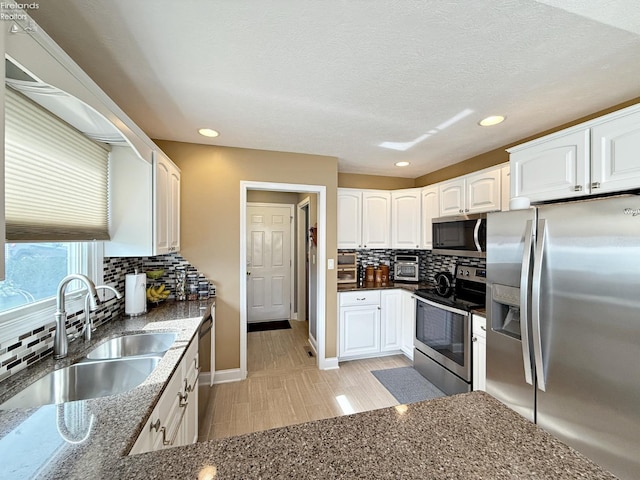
[338,281,431,293]
[0,299,212,480]
[0,300,616,479]
[114,392,615,479]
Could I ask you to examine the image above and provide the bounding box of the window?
[0,84,108,342]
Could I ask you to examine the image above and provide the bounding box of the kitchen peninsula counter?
[0,302,616,479]
[115,391,614,479]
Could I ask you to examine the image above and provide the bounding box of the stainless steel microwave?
[432,213,486,258]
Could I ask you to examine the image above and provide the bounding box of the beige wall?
[247,190,300,204]
[338,172,415,190]
[155,140,338,370]
[416,95,640,186]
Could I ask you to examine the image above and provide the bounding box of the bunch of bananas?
[146,284,170,303]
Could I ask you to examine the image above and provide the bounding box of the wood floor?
[199,320,411,441]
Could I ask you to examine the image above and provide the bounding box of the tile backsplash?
[345,248,486,284]
[0,253,215,383]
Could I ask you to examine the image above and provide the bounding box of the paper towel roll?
[125,273,147,316]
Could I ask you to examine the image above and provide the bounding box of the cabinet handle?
[356,297,366,301]
[465,208,469,213]
[150,419,161,432]
[591,182,601,189]
[480,325,486,331]
[161,402,188,446]
[179,391,189,406]
[377,306,381,310]
[459,209,463,213]
[573,185,583,192]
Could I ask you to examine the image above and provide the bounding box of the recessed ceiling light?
[478,115,505,127]
[198,128,219,137]
[395,161,410,167]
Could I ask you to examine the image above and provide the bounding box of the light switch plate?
[328,259,334,270]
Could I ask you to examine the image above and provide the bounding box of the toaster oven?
[394,255,419,282]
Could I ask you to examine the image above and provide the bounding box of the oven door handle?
[473,219,482,252]
[412,295,469,317]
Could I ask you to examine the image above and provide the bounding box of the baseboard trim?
[199,371,212,386]
[319,356,339,370]
[212,368,243,384]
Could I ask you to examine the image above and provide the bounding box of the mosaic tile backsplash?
[0,253,215,383]
[347,249,486,284]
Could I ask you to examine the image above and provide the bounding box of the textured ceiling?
[29,1,640,178]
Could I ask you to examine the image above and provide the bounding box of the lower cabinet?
[472,314,486,392]
[339,289,413,361]
[130,336,199,454]
[400,290,415,360]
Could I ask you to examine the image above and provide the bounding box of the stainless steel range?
[413,265,486,395]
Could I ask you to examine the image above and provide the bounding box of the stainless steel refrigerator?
[485,194,640,480]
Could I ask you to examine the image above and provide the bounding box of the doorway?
[240,181,328,379]
[246,203,294,324]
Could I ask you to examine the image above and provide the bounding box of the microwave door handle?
[473,219,482,252]
[532,218,547,391]
[519,219,534,385]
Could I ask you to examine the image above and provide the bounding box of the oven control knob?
[465,270,470,276]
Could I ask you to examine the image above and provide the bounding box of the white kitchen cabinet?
[391,189,421,249]
[501,164,510,211]
[591,109,640,194]
[339,302,381,360]
[439,178,466,216]
[106,149,181,257]
[362,191,391,249]
[337,189,390,249]
[130,335,198,454]
[439,167,502,217]
[472,314,486,392]
[380,290,402,352]
[420,185,439,250]
[337,188,362,249]
[155,151,181,255]
[400,290,416,359]
[510,104,640,203]
[510,128,590,203]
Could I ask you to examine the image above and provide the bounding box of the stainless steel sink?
[85,332,177,360]
[0,356,162,410]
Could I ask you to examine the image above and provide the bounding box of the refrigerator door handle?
[473,219,482,252]
[519,219,534,385]
[532,218,547,391]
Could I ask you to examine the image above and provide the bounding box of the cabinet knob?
[150,419,161,432]
[472,337,477,342]
[459,209,463,213]
[591,182,601,189]
[573,185,583,192]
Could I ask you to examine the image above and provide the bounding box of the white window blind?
[4,86,110,241]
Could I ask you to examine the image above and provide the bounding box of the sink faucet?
[54,274,100,359]
[82,285,123,342]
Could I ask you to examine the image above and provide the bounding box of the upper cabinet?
[154,151,181,255]
[509,104,640,202]
[510,129,590,202]
[439,166,502,217]
[106,149,181,257]
[420,186,439,250]
[338,189,390,249]
[391,189,421,249]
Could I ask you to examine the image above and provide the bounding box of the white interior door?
[247,204,292,323]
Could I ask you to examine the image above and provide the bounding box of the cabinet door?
[466,168,501,214]
[169,167,181,252]
[339,305,381,358]
[472,314,486,392]
[400,290,416,359]
[154,155,170,254]
[501,164,510,211]
[421,186,439,249]
[380,290,402,352]
[439,179,465,216]
[591,111,640,194]
[362,191,391,249]
[337,189,362,249]
[391,189,421,249]
[510,129,590,202]
[183,337,199,445]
